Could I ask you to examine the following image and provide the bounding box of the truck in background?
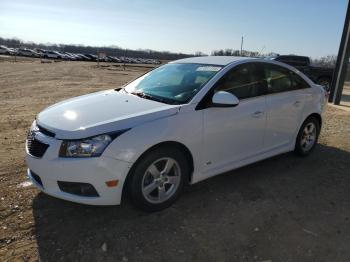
[272,55,334,92]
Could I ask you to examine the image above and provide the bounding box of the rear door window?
[262,63,308,94]
[290,71,310,89]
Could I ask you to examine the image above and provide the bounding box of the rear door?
[262,63,310,151]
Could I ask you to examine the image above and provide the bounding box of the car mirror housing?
[211,91,239,107]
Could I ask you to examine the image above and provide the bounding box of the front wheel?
[128,147,189,212]
[294,116,320,156]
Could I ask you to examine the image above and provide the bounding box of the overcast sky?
[0,0,348,58]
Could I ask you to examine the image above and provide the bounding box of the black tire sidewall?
[295,116,320,156]
[128,147,189,212]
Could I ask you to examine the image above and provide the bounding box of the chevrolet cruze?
[25,56,327,211]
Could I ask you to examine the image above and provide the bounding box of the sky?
[0,0,348,58]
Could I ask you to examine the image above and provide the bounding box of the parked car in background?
[84,54,97,61]
[35,48,47,56]
[0,45,14,55]
[58,51,71,60]
[17,48,40,57]
[62,52,77,60]
[42,50,65,59]
[74,54,90,61]
[7,47,18,55]
[111,56,121,63]
[272,55,334,91]
[105,56,119,63]
[25,56,327,211]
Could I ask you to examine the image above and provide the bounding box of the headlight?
[59,134,112,158]
[30,120,39,132]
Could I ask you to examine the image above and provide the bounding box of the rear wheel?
[294,116,320,156]
[128,147,189,212]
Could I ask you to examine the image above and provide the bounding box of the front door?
[201,62,268,173]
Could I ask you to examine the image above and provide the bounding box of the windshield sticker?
[196,66,221,72]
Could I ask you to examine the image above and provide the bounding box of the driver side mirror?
[211,91,239,107]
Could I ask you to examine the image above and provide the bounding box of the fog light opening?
[57,181,99,197]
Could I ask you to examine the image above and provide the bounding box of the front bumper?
[25,131,132,205]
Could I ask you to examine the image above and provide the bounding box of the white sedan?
[0,45,14,55]
[25,56,327,211]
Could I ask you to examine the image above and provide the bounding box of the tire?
[128,147,189,212]
[316,77,331,92]
[294,116,320,156]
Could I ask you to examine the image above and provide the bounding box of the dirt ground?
[0,59,350,262]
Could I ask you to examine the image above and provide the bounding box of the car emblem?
[27,130,36,140]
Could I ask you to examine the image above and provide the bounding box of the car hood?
[37,90,181,139]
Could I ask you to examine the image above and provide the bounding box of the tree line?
[0,37,193,61]
[211,49,261,57]
[311,55,337,67]
[0,37,339,68]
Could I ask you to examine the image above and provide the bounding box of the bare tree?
[311,55,337,68]
[211,49,258,57]
[194,51,207,56]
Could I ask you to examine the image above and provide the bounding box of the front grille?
[26,135,49,158]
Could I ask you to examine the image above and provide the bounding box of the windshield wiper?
[115,87,128,93]
[131,91,177,104]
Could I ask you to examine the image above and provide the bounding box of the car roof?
[172,56,256,66]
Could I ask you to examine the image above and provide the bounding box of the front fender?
[103,105,203,175]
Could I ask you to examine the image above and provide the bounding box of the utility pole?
[240,36,244,56]
[97,48,100,67]
[258,45,266,57]
[330,0,350,104]
[123,48,127,71]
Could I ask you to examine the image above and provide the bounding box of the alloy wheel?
[141,157,181,204]
[300,122,317,152]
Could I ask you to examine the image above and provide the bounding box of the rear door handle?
[252,111,264,118]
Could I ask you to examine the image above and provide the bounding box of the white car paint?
[37,90,180,140]
[0,45,12,55]
[203,95,267,174]
[25,56,327,205]
[17,48,39,57]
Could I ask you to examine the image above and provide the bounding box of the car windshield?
[124,63,223,104]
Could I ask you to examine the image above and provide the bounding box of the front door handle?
[252,111,264,118]
[294,101,302,107]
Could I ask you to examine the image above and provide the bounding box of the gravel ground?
[0,59,350,262]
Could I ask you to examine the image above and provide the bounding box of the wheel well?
[307,113,322,128]
[140,142,194,175]
[121,141,194,200]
